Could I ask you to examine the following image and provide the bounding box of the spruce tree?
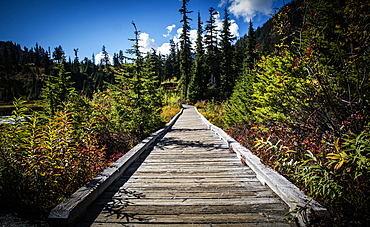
[205,7,220,91]
[220,7,236,99]
[223,69,254,127]
[113,22,162,136]
[178,0,193,100]
[187,12,206,103]
[146,49,164,87]
[232,39,245,84]
[245,20,258,70]
[164,39,177,81]
[42,60,76,115]
[52,45,65,63]
[101,45,110,66]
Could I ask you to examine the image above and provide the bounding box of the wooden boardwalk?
[77,106,292,226]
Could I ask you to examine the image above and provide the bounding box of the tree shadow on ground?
[76,146,154,226]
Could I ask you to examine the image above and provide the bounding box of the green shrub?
[0,98,108,217]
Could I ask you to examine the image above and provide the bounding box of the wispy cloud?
[163,24,176,37]
[222,0,276,22]
[218,0,229,7]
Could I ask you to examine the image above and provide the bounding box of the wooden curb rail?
[48,108,184,226]
[193,106,328,226]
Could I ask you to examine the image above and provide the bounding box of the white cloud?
[95,52,113,65]
[171,27,198,50]
[211,11,240,41]
[173,27,183,44]
[163,24,176,37]
[157,42,171,56]
[157,27,197,56]
[230,19,239,37]
[214,12,223,38]
[227,0,275,22]
[190,29,197,49]
[138,32,158,54]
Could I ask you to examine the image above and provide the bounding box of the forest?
[0,0,369,226]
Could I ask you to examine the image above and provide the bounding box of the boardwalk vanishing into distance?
[75,106,292,226]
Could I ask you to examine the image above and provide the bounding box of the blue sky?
[0,0,290,63]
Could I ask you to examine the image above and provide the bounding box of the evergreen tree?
[175,43,181,80]
[52,45,65,63]
[0,45,11,101]
[220,7,236,99]
[164,39,177,81]
[187,12,206,103]
[42,60,76,115]
[146,49,164,87]
[223,69,255,127]
[113,53,120,68]
[178,0,193,100]
[113,22,162,136]
[205,7,220,90]
[101,45,110,66]
[73,48,79,68]
[41,49,52,75]
[232,38,245,84]
[245,20,258,70]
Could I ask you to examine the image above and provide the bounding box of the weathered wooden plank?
[92,197,283,206]
[122,177,260,183]
[87,203,288,215]
[105,185,270,194]
[81,223,291,227]
[143,158,239,162]
[131,166,251,171]
[115,171,254,178]
[97,190,276,200]
[117,173,256,179]
[83,213,290,224]
[112,182,266,190]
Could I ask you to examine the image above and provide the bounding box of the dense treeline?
[0,41,173,103]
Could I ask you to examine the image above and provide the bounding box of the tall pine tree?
[245,20,258,70]
[220,7,236,99]
[205,7,220,91]
[113,22,162,136]
[187,12,206,103]
[178,0,193,100]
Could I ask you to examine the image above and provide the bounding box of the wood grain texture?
[77,106,292,226]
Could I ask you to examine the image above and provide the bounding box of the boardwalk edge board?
[48,108,184,227]
[193,106,329,226]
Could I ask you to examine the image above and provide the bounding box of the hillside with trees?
[223,0,370,225]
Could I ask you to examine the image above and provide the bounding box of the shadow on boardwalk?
[77,107,292,226]
[77,147,154,226]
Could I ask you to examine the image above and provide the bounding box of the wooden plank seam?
[193,106,329,226]
[48,108,184,227]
